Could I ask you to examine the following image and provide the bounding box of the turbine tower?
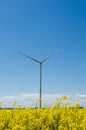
[18,51,58,108]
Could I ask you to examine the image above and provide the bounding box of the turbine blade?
[18,52,40,63]
[41,50,59,63]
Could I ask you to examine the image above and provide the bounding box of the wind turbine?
[18,51,58,108]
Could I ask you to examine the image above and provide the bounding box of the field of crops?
[0,96,86,130]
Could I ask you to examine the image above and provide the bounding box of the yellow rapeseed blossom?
[62,95,67,100]
[74,102,80,108]
[0,102,2,108]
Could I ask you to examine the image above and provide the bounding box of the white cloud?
[0,93,86,108]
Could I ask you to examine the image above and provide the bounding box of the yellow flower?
[74,102,80,108]
[13,100,17,105]
[62,95,67,100]
[0,102,2,108]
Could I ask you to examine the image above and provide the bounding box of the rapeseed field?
[0,96,86,130]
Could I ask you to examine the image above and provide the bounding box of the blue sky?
[0,0,86,104]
